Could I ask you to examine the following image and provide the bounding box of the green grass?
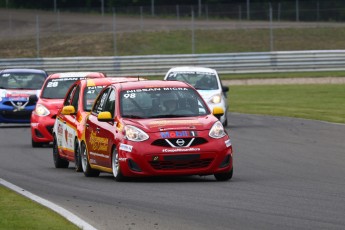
[2,27,345,58]
[229,84,345,124]
[220,71,345,80]
[0,186,80,230]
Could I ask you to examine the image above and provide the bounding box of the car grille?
[3,100,36,107]
[151,137,207,147]
[149,155,212,170]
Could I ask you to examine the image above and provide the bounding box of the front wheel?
[112,147,126,182]
[214,168,233,181]
[81,142,100,177]
[52,136,69,168]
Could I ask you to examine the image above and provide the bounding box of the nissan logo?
[176,139,185,146]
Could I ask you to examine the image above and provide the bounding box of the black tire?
[81,142,100,177]
[74,140,82,172]
[214,168,233,181]
[32,139,43,148]
[112,147,126,182]
[52,136,69,168]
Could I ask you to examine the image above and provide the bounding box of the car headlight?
[209,121,226,139]
[34,104,50,116]
[124,125,149,142]
[210,94,221,104]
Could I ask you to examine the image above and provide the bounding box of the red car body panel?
[82,80,233,180]
[30,72,106,147]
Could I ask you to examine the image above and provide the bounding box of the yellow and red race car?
[52,77,143,171]
[80,80,233,181]
[30,72,106,147]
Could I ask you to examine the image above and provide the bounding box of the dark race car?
[0,68,48,123]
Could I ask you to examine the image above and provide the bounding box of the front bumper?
[31,113,55,143]
[118,137,233,177]
[0,105,35,123]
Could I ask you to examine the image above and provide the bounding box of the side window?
[92,88,110,115]
[103,89,116,118]
[63,85,77,106]
[71,85,80,111]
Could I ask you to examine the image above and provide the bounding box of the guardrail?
[1,50,345,76]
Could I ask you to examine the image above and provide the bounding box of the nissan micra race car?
[80,80,233,181]
[52,77,144,171]
[30,72,106,147]
[0,69,48,123]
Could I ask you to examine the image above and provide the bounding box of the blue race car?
[0,69,48,123]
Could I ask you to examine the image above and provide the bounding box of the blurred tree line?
[0,0,323,9]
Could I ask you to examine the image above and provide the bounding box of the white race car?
[164,66,229,126]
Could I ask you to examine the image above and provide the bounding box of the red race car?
[80,80,233,181]
[52,77,144,171]
[30,72,106,147]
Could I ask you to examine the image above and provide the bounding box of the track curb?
[0,178,97,230]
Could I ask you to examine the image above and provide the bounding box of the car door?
[85,88,112,167]
[95,88,117,168]
[56,84,79,158]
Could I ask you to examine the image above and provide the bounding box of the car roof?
[46,72,106,79]
[112,80,190,90]
[0,68,47,75]
[167,66,217,74]
[77,77,145,87]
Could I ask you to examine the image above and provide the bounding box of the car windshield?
[0,72,46,90]
[83,85,106,111]
[41,78,81,99]
[166,72,219,90]
[120,87,210,119]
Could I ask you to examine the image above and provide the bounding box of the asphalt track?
[1,113,345,230]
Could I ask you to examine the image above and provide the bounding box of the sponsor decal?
[162,147,200,153]
[119,143,133,152]
[225,139,231,148]
[160,130,197,138]
[118,158,127,162]
[89,131,109,151]
[57,123,63,136]
[90,151,110,159]
[58,72,92,78]
[125,87,188,94]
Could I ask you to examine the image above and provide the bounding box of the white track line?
[0,178,97,230]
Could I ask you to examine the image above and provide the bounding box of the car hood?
[197,89,220,100]
[0,89,39,100]
[123,116,218,133]
[37,98,64,110]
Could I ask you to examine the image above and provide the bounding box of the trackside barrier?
[1,50,345,76]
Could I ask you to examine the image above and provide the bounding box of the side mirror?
[97,111,113,122]
[61,105,76,115]
[222,86,229,92]
[29,94,38,104]
[213,107,224,120]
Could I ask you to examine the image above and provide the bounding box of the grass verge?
[0,185,80,230]
[229,84,345,124]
